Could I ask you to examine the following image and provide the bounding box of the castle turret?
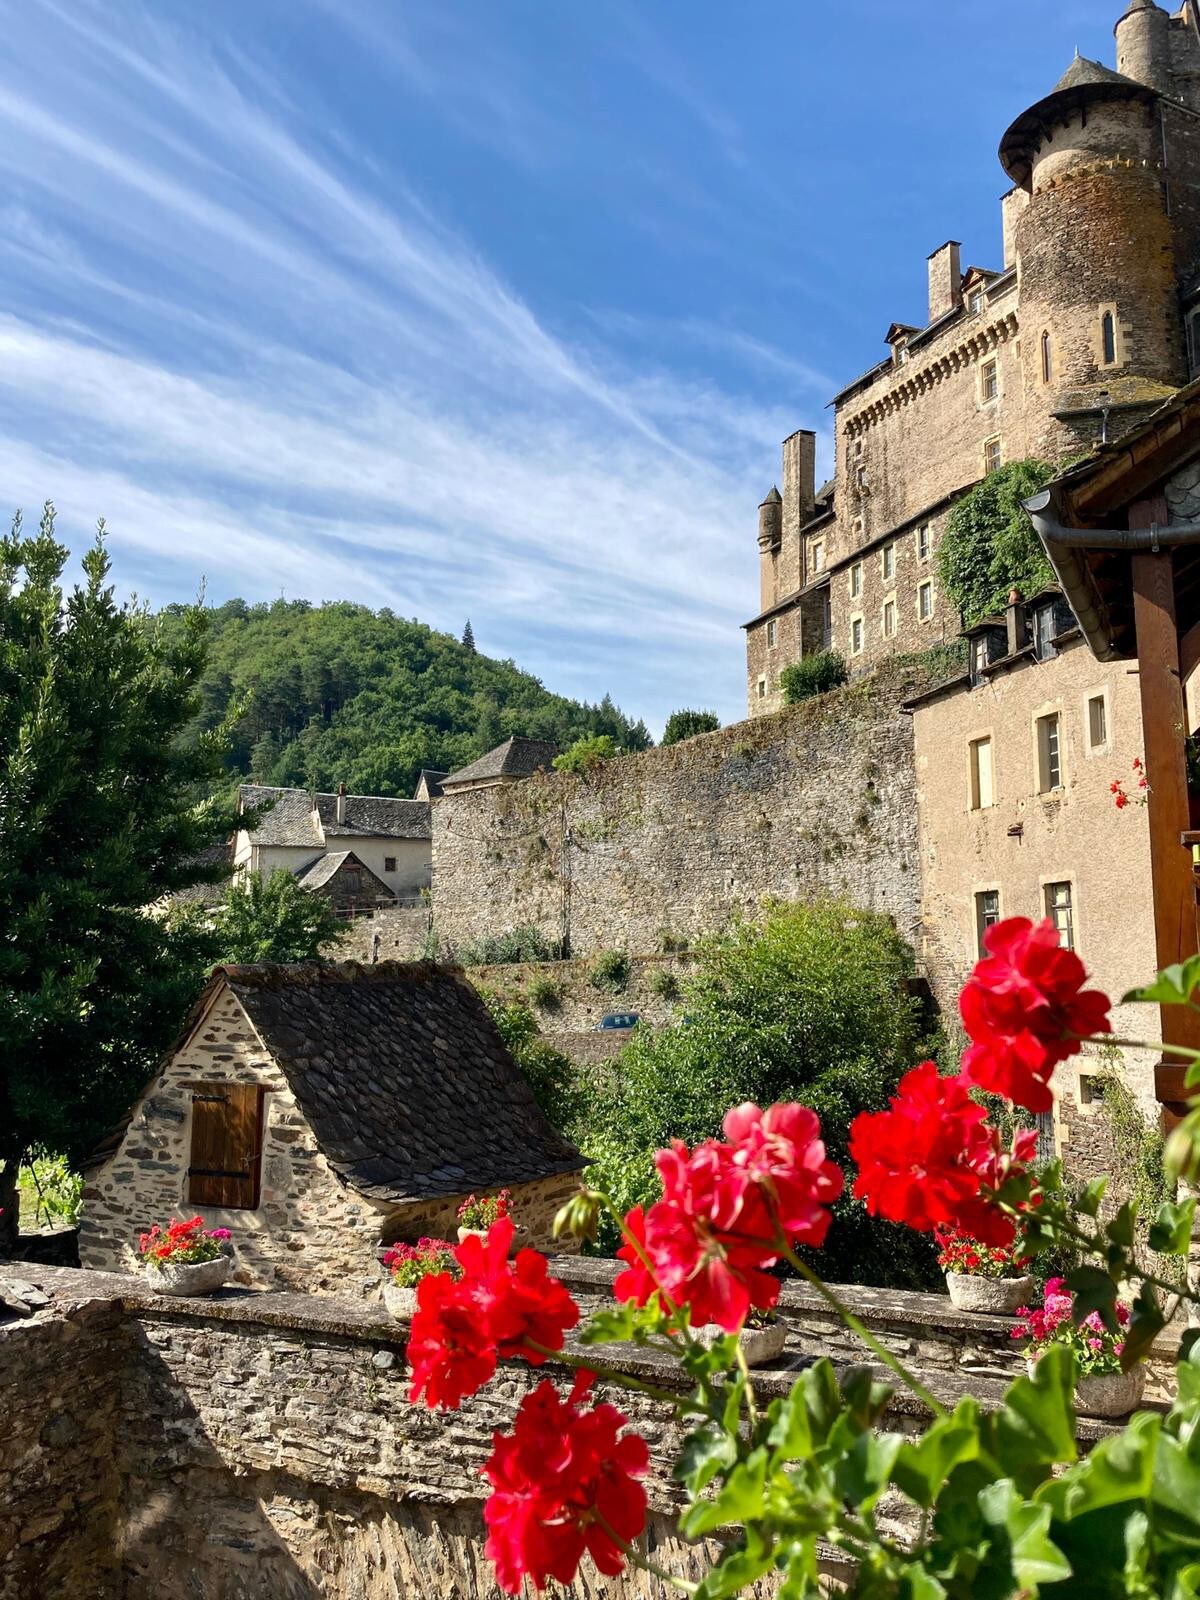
[1000,51,1186,458]
[1115,0,1172,93]
[757,486,782,610]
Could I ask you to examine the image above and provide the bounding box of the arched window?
[1102,311,1116,366]
[1041,330,1053,385]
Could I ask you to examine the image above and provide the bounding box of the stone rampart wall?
[336,903,432,964]
[432,659,947,969]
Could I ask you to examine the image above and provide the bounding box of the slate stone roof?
[413,769,448,800]
[296,850,394,900]
[239,786,431,845]
[214,961,585,1202]
[1000,55,1155,185]
[441,737,559,792]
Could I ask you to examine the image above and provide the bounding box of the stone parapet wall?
[335,903,432,963]
[466,952,695,1031]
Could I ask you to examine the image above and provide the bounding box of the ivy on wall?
[936,459,1057,626]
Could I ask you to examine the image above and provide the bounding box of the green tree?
[461,619,476,653]
[481,991,586,1135]
[661,709,720,746]
[779,650,847,705]
[205,870,348,964]
[937,458,1057,626]
[553,734,617,775]
[576,900,937,1287]
[0,506,242,1246]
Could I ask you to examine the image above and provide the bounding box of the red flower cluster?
[407,1217,580,1409]
[138,1215,229,1263]
[458,1188,511,1229]
[849,1062,1030,1246]
[483,1370,649,1595]
[934,1224,1030,1278]
[614,1102,843,1332]
[959,917,1111,1111]
[1112,757,1150,811]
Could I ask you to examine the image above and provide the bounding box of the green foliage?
[1098,1058,1184,1283]
[0,507,243,1191]
[202,870,349,965]
[936,459,1057,626]
[589,949,631,993]
[662,709,720,746]
[526,973,565,1012]
[17,1149,83,1229]
[458,926,561,966]
[577,901,937,1287]
[779,650,848,705]
[481,991,585,1133]
[154,597,650,799]
[648,967,681,1002]
[553,734,618,775]
[461,619,475,653]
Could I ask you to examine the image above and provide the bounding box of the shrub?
[779,650,848,704]
[482,992,585,1133]
[526,973,565,1012]
[936,458,1057,625]
[553,735,617,775]
[459,926,559,966]
[661,709,720,746]
[17,1149,83,1230]
[575,900,937,1287]
[589,949,631,993]
[648,968,680,1002]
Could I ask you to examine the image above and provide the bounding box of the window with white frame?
[766,620,777,648]
[881,543,895,581]
[1045,881,1075,950]
[850,616,864,655]
[969,290,984,315]
[984,436,1002,475]
[1037,712,1063,792]
[811,541,824,573]
[756,677,767,700]
[917,524,930,561]
[882,598,896,638]
[982,359,998,401]
[975,889,1000,956]
[849,562,863,599]
[918,581,933,621]
[969,736,994,810]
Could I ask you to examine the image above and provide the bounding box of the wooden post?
[1130,496,1200,1116]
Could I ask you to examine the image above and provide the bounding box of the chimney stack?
[336,782,347,826]
[927,241,963,324]
[1005,588,1029,658]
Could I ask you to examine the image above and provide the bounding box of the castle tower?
[1000,48,1187,459]
[1115,0,1172,93]
[757,486,782,611]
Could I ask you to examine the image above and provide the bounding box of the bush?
[575,900,937,1287]
[17,1149,83,1230]
[458,926,560,966]
[779,650,848,705]
[527,974,565,1012]
[648,968,680,1002]
[481,992,585,1133]
[589,949,631,993]
[553,735,617,775]
[936,458,1057,625]
[662,709,720,746]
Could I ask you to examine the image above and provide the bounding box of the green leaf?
[1152,1434,1200,1547]
[1149,1198,1197,1257]
[1124,956,1200,1006]
[1105,1201,1137,1250]
[1040,1410,1159,1521]
[1181,1328,1200,1367]
[578,1301,651,1345]
[675,1422,738,1495]
[693,1528,777,1599]
[979,1480,1073,1587]
[722,1371,747,1435]
[988,1345,1077,1478]
[1066,1265,1121,1335]
[1121,1285,1166,1372]
[1077,1176,1109,1219]
[891,1400,982,1509]
[768,1382,814,1462]
[776,1539,820,1600]
[840,1366,893,1433]
[680,1448,769,1539]
[901,1573,948,1600]
[835,1430,902,1513]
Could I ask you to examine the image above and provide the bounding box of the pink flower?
[720,1101,844,1246]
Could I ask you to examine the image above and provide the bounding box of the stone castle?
[745,0,1200,715]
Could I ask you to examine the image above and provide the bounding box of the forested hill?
[159,599,651,797]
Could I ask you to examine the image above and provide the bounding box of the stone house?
[440,736,559,795]
[78,961,586,1295]
[746,1,1200,715]
[295,850,394,918]
[234,783,431,904]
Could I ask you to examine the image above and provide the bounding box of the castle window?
[187,1084,265,1210]
[1087,692,1108,752]
[917,524,930,561]
[811,541,825,573]
[384,855,397,873]
[984,436,1002,475]
[1041,331,1053,385]
[881,543,895,581]
[975,890,1000,956]
[969,737,994,811]
[918,581,933,621]
[1037,712,1063,793]
[969,290,984,315]
[849,562,863,599]
[882,598,896,638]
[1045,881,1075,950]
[766,620,778,648]
[850,616,864,656]
[982,360,998,402]
[1101,311,1116,367]
[756,677,767,700]
[1080,1072,1106,1106]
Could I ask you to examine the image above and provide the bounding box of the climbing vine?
[937,458,1057,625]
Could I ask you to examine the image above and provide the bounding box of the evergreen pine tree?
[462,619,476,652]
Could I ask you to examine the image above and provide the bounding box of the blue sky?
[0,0,1121,734]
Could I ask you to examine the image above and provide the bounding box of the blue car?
[596,1012,640,1032]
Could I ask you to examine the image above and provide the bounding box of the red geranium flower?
[849,1061,1028,1246]
[959,917,1111,1112]
[483,1370,649,1595]
[721,1101,845,1246]
[612,1206,659,1308]
[407,1218,579,1410]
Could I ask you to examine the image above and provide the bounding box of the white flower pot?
[456,1226,488,1245]
[1074,1367,1145,1419]
[945,1272,1034,1315]
[142,1255,232,1297]
[693,1321,788,1367]
[383,1281,419,1321]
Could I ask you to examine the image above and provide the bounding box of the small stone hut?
[78,961,586,1295]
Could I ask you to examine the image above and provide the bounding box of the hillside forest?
[158,599,652,796]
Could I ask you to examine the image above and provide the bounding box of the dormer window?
[896,344,909,365]
[969,291,984,315]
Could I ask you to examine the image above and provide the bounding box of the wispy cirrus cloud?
[0,0,827,730]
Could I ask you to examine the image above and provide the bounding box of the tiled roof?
[217,962,585,1201]
[441,737,559,790]
[414,769,448,800]
[238,785,430,844]
[296,850,394,899]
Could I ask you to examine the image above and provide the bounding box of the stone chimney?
[1006,588,1029,657]
[782,430,816,529]
[336,782,347,826]
[927,241,963,323]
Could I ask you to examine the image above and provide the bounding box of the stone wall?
[432,658,944,966]
[466,952,695,1032]
[336,903,432,964]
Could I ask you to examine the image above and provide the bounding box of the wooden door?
[187,1084,264,1209]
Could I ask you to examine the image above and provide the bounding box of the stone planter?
[945,1272,1034,1315]
[693,1321,788,1367]
[1074,1366,1146,1419]
[142,1255,232,1298]
[383,1281,419,1322]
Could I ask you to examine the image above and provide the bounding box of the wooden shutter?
[187,1084,264,1210]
